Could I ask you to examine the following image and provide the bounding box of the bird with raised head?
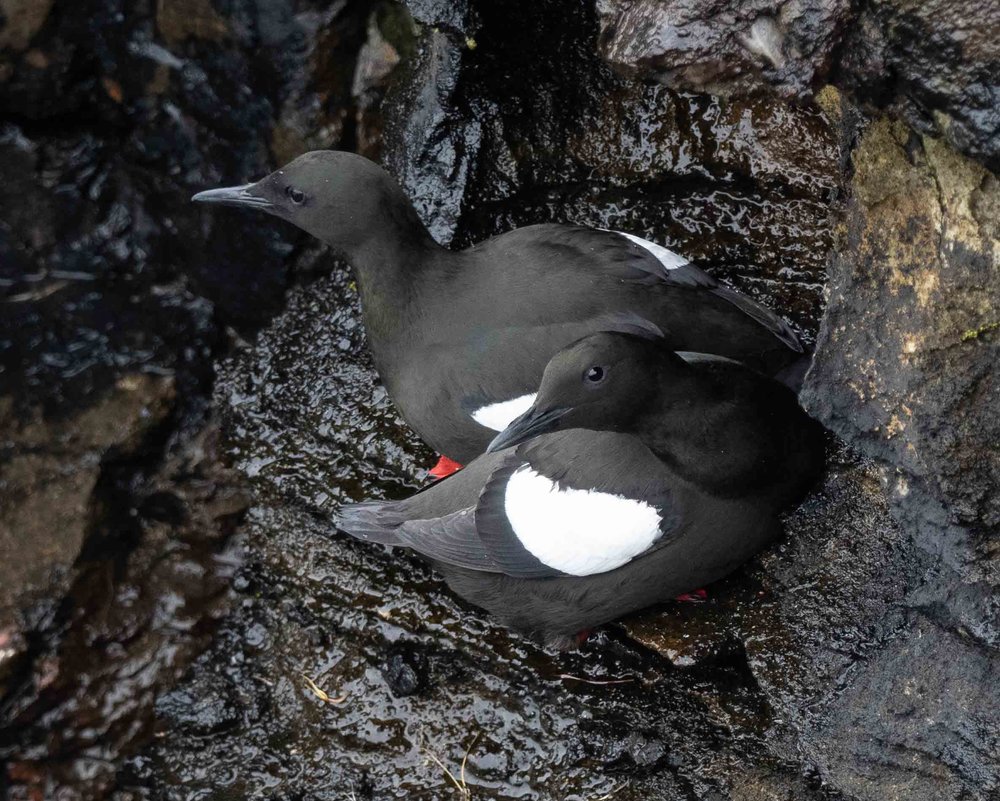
[193,151,808,474]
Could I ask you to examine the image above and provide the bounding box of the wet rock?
[0,421,248,797]
[597,0,850,99]
[0,626,26,691]
[155,0,230,46]
[597,6,999,794]
[0,0,54,52]
[836,0,1000,173]
[384,0,839,333]
[156,671,242,736]
[622,588,744,668]
[351,9,414,157]
[803,118,1000,536]
[403,0,478,35]
[214,267,431,511]
[792,121,1000,798]
[629,442,1000,800]
[381,642,429,696]
[597,0,1000,171]
[808,617,1000,800]
[123,502,837,800]
[580,724,670,774]
[0,0,406,795]
[0,375,174,640]
[382,26,480,246]
[728,771,829,801]
[270,3,415,165]
[0,0,410,357]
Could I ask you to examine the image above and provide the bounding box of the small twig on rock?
[300,672,348,705]
[460,732,480,790]
[557,673,637,686]
[593,779,631,799]
[422,731,480,799]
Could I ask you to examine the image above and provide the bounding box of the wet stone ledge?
[120,267,847,801]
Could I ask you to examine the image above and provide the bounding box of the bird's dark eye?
[584,365,606,385]
[286,186,305,205]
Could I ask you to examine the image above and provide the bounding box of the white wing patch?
[471,393,537,432]
[675,351,742,365]
[614,231,689,271]
[503,465,662,576]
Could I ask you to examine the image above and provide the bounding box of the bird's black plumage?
[338,329,825,647]
[194,151,808,463]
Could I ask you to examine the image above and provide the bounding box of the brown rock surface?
[803,118,999,533]
[0,376,174,628]
[0,0,54,52]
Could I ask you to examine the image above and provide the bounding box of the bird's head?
[192,150,427,255]
[487,319,680,452]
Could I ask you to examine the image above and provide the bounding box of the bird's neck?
[637,369,773,495]
[330,203,449,350]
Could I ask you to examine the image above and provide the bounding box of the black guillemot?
[336,320,824,648]
[193,151,807,474]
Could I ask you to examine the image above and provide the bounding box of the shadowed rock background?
[0,0,996,799]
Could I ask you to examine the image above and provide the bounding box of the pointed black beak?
[191,183,274,210]
[486,406,569,453]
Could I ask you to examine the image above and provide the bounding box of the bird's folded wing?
[474,430,680,579]
[338,430,679,581]
[542,225,716,290]
[604,230,802,352]
[708,286,803,353]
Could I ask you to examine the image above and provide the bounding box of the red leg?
[428,455,463,480]
[674,588,708,603]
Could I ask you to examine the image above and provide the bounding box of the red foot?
[428,455,463,480]
[574,628,594,647]
[674,588,708,603]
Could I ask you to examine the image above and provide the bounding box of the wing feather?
[606,229,803,352]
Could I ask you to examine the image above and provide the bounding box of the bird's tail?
[711,286,804,354]
[337,501,405,545]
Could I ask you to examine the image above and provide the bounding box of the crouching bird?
[337,319,825,649]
